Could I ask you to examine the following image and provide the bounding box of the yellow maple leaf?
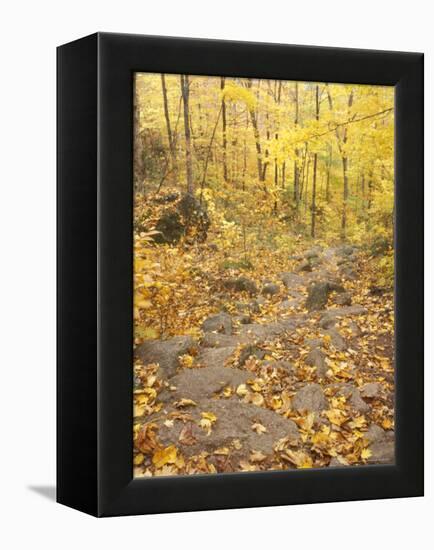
[136,298,152,310]
[179,354,194,368]
[152,445,178,468]
[251,393,265,407]
[133,453,144,465]
[236,384,248,397]
[251,422,267,434]
[239,460,258,472]
[201,411,217,423]
[282,449,313,469]
[348,415,367,429]
[134,403,146,417]
[250,450,267,463]
[361,448,372,461]
[270,396,283,410]
[222,386,232,398]
[214,447,230,455]
[382,418,394,430]
[199,411,217,435]
[298,411,316,431]
[325,408,348,426]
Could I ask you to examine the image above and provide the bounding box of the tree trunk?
[246,79,264,184]
[311,85,320,238]
[220,77,228,182]
[340,90,354,239]
[341,156,349,237]
[294,82,300,207]
[304,154,311,215]
[325,146,332,202]
[180,74,193,194]
[199,104,223,203]
[161,74,175,160]
[262,81,272,181]
[327,85,353,240]
[250,108,264,184]
[274,80,282,190]
[299,143,308,207]
[368,168,373,210]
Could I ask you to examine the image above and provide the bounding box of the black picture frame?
[57,32,424,517]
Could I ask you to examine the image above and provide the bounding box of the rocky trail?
[133,244,395,476]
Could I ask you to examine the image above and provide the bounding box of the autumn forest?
[132,73,395,476]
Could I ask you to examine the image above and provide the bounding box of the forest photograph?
[132,72,395,477]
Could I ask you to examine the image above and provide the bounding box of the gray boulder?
[320,305,367,321]
[331,384,369,413]
[262,282,280,296]
[235,314,253,325]
[305,247,322,260]
[275,360,295,374]
[280,272,304,289]
[306,337,323,349]
[335,292,352,306]
[279,294,304,310]
[263,359,295,375]
[305,280,343,311]
[159,365,249,403]
[306,348,327,378]
[306,282,330,311]
[319,313,336,330]
[238,322,285,342]
[324,328,347,351]
[201,332,250,349]
[249,296,266,313]
[297,259,312,272]
[360,382,382,399]
[238,317,305,342]
[154,193,210,244]
[337,244,355,257]
[238,344,266,366]
[155,397,300,462]
[364,424,395,465]
[135,335,195,379]
[292,383,328,412]
[340,264,357,280]
[197,346,236,368]
[223,277,258,295]
[202,312,233,335]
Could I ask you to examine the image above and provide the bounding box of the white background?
[0,0,431,548]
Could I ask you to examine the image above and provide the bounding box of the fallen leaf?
[250,450,267,462]
[133,453,144,465]
[251,422,267,434]
[174,398,197,408]
[152,445,178,468]
[361,448,372,460]
[324,408,348,426]
[179,354,194,368]
[281,449,313,469]
[236,384,248,397]
[179,423,197,445]
[199,411,217,435]
[214,447,230,455]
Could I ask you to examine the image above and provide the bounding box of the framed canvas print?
[57,33,423,517]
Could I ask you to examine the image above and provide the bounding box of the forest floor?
[133,242,394,476]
